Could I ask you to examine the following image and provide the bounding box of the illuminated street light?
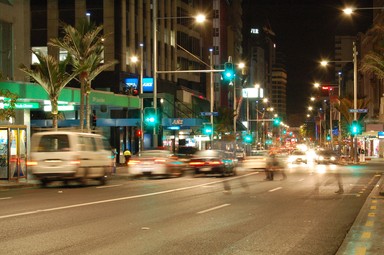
[153,0,206,148]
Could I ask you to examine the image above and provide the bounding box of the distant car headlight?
[319,156,324,161]
[330,156,336,161]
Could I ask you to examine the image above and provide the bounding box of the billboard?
[142,77,154,92]
[124,77,139,89]
[242,87,264,98]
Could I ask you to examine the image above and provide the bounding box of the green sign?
[3,102,40,109]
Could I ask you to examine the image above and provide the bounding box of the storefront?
[0,125,27,181]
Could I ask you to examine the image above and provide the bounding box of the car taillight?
[128,159,140,165]
[26,160,37,166]
[208,160,222,165]
[70,160,81,165]
[154,158,166,164]
[189,161,204,166]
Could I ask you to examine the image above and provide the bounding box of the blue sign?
[142,77,154,92]
[124,78,138,89]
[200,112,218,117]
[378,131,384,138]
[349,109,368,113]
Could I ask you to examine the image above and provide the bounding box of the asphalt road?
[0,163,381,255]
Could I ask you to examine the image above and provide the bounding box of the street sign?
[200,112,218,116]
[349,109,368,113]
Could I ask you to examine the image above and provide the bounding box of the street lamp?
[152,0,206,148]
[233,62,246,135]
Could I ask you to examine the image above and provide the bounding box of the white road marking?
[96,184,122,189]
[0,172,258,220]
[0,197,12,200]
[268,187,283,192]
[298,178,305,182]
[197,204,231,214]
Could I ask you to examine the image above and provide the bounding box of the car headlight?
[330,156,335,161]
[319,156,324,160]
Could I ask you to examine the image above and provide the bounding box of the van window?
[79,136,97,151]
[37,135,70,152]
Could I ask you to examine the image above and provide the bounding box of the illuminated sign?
[124,77,139,89]
[44,105,75,111]
[378,131,384,139]
[250,28,259,34]
[242,88,264,98]
[142,77,154,92]
[1,102,40,109]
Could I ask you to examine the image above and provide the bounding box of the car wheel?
[40,179,49,187]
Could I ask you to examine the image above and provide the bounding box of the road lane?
[0,165,380,254]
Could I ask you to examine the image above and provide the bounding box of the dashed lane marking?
[0,197,12,200]
[365,220,374,227]
[354,246,366,255]
[361,232,371,239]
[268,187,283,192]
[96,184,122,189]
[197,203,231,214]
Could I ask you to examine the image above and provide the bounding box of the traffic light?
[202,123,213,135]
[143,107,157,126]
[326,134,331,141]
[243,133,253,144]
[135,129,142,138]
[350,120,361,135]
[223,62,235,81]
[273,117,281,126]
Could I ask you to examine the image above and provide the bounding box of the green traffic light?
[144,107,157,126]
[243,134,252,143]
[223,62,234,81]
[350,120,361,135]
[273,117,281,126]
[203,123,213,135]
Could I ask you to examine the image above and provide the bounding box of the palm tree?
[0,89,18,121]
[19,50,79,130]
[49,19,118,132]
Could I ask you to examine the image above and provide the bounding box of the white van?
[28,131,113,186]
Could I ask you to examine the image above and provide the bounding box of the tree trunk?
[80,82,85,132]
[86,93,91,133]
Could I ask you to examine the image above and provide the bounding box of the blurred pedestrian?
[123,149,131,165]
[266,152,287,181]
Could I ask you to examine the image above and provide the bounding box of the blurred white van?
[28,131,113,186]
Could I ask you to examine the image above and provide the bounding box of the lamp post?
[210,48,214,147]
[152,0,206,148]
[319,59,353,150]
[139,43,144,152]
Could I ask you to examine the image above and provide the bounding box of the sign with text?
[242,87,264,98]
[349,109,368,113]
[142,77,154,92]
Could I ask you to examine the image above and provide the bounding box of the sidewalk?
[336,157,384,255]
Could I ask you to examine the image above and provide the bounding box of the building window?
[0,21,13,79]
[213,28,219,37]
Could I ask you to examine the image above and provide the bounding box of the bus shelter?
[0,125,27,181]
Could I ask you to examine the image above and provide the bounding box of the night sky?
[242,0,373,126]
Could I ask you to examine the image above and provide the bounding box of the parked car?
[240,150,269,170]
[128,150,186,178]
[189,150,236,177]
[28,131,114,187]
[315,150,340,164]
